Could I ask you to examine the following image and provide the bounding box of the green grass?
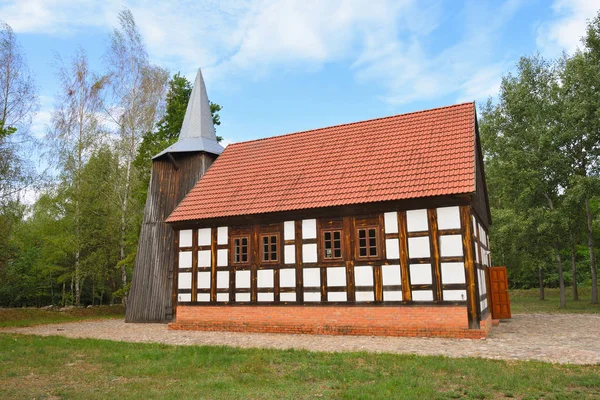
[0,305,125,328]
[510,287,600,314]
[0,334,598,399]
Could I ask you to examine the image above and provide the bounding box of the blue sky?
[1,0,598,147]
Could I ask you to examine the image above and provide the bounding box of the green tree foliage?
[480,13,600,304]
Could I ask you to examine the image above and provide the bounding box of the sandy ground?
[2,313,599,365]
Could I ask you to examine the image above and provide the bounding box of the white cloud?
[537,0,599,57]
[1,0,527,107]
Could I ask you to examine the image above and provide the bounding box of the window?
[322,230,343,260]
[232,236,249,264]
[261,234,279,263]
[357,227,379,259]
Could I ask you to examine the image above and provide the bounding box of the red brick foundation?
[169,306,492,339]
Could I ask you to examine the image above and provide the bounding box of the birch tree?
[105,9,168,304]
[0,21,37,203]
[47,50,105,306]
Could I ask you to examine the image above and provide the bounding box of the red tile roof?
[166,102,476,222]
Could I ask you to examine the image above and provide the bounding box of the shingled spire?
[153,68,224,158]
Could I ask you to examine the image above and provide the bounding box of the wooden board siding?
[125,152,216,323]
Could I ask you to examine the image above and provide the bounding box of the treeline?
[1,9,599,309]
[479,13,600,306]
[0,10,221,307]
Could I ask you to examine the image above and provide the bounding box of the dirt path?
[2,313,599,365]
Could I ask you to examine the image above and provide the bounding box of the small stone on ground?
[2,313,599,365]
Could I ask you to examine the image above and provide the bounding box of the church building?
[127,69,495,338]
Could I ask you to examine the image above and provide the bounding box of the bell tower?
[126,69,223,322]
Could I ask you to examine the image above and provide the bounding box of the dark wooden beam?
[192,229,199,304]
[460,205,479,329]
[397,211,412,301]
[294,220,303,303]
[210,228,217,302]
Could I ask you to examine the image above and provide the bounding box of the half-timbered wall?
[175,205,484,312]
[472,213,490,317]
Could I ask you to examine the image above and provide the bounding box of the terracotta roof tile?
[166,102,476,222]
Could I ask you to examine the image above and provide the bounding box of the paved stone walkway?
[2,313,599,365]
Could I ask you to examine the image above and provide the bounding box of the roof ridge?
[228,101,475,148]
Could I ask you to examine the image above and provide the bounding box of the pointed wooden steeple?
[127,68,222,323]
[153,69,223,158]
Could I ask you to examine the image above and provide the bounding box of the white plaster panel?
[441,262,466,284]
[217,271,229,288]
[303,268,320,287]
[412,290,434,301]
[284,245,296,264]
[236,270,251,288]
[302,243,318,263]
[217,293,229,302]
[217,226,228,244]
[382,265,401,286]
[443,290,467,301]
[408,236,430,258]
[198,250,211,267]
[258,269,274,288]
[479,270,487,295]
[383,291,403,301]
[197,293,210,302]
[284,221,295,240]
[328,292,347,302]
[302,219,317,239]
[439,235,463,257]
[197,271,211,289]
[386,239,400,259]
[482,249,490,267]
[479,224,486,245]
[327,267,346,287]
[436,206,461,230]
[178,293,191,302]
[406,209,429,232]
[280,292,296,302]
[179,230,192,247]
[258,292,274,302]
[356,291,375,302]
[472,216,477,237]
[410,264,432,285]
[478,270,484,296]
[217,249,228,266]
[475,242,480,263]
[236,293,250,302]
[384,212,398,234]
[178,272,192,289]
[280,268,296,287]
[354,266,373,286]
[179,251,192,269]
[198,228,212,246]
[303,292,320,302]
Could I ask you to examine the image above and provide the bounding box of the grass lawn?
[0,305,125,328]
[0,334,598,400]
[510,287,600,314]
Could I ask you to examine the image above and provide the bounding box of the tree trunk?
[553,240,566,308]
[119,158,132,306]
[571,246,578,301]
[538,266,545,300]
[585,196,598,304]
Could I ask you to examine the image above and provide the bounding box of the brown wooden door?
[490,266,511,319]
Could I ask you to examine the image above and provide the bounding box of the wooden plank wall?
[125,152,215,322]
